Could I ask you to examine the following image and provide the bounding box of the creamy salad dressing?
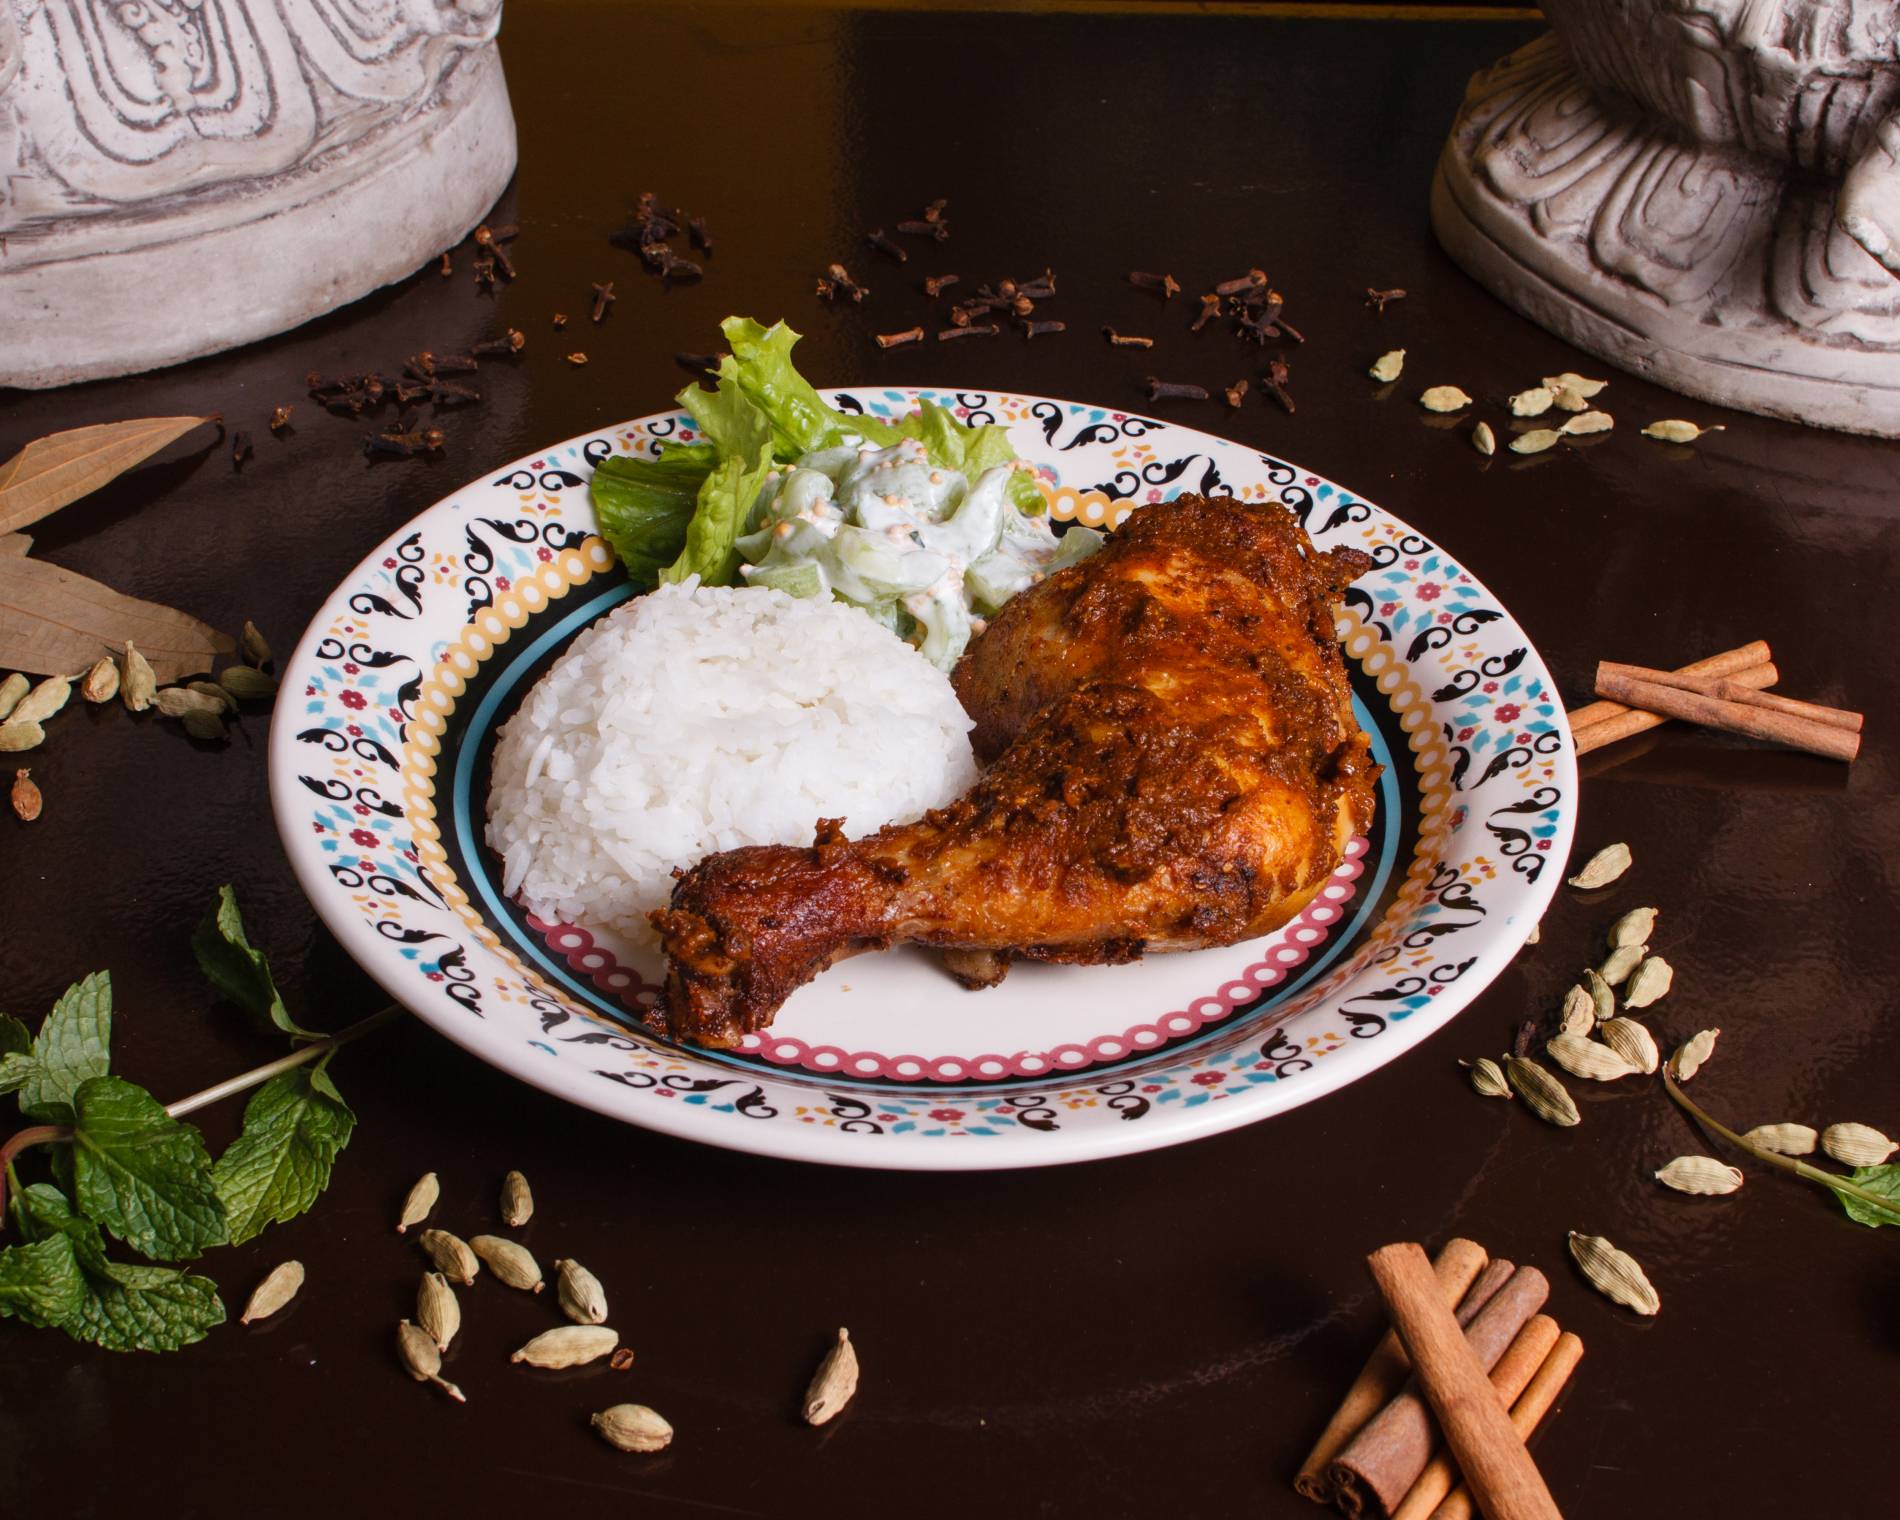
[736,437,1102,669]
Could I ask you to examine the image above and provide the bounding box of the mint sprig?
[0,891,399,1353]
[212,1064,355,1245]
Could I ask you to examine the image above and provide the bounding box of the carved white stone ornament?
[0,0,516,388]
[1432,0,1900,437]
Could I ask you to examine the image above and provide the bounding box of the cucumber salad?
[588,316,1102,669]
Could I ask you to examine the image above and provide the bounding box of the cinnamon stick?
[1567,640,1769,731]
[1594,670,1859,763]
[1365,1244,1563,1520]
[1328,1264,1548,1516]
[1708,678,1862,733]
[1389,1315,1562,1520]
[1430,1332,1585,1520]
[1572,662,1776,756]
[1293,1240,1490,1503]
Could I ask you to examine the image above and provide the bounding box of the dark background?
[2,5,1895,1516]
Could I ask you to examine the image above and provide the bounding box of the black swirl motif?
[1035,403,1169,452]
[327,857,446,911]
[1485,785,1563,883]
[491,468,586,493]
[997,1093,1059,1132]
[1089,452,1222,502]
[295,727,401,770]
[349,563,425,621]
[1385,861,1488,955]
[1406,610,1506,666]
[955,391,997,427]
[1256,1024,1314,1078]
[1472,727,1565,790]
[1337,958,1475,1036]
[1094,1079,1151,1123]
[824,1093,886,1135]
[582,437,614,469]
[1258,455,1298,488]
[589,1066,780,1119]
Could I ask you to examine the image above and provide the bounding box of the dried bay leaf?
[0,417,219,535]
[0,555,232,682]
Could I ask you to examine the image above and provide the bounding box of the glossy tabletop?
[1,5,1894,1517]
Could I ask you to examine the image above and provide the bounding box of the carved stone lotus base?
[1432,30,1900,438]
[0,2,516,389]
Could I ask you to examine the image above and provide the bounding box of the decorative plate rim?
[269,386,1576,1171]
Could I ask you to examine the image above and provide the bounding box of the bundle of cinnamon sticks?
[1294,1239,1581,1520]
[1570,640,1862,762]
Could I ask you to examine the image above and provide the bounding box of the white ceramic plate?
[270,387,1575,1169]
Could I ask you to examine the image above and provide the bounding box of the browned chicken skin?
[651,494,1379,1048]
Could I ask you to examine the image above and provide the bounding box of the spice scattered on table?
[875,327,924,350]
[1366,286,1406,313]
[1103,327,1153,348]
[470,1234,544,1292]
[1473,421,1496,455]
[1420,385,1472,413]
[397,1319,466,1402]
[554,1257,608,1325]
[1566,1233,1659,1316]
[512,1324,621,1369]
[867,227,907,263]
[1654,1156,1743,1195]
[418,1227,480,1284]
[240,1261,305,1323]
[396,1171,439,1233]
[1368,349,1404,383]
[10,767,41,820]
[499,1169,533,1227]
[418,1271,460,1352]
[593,1404,673,1453]
[1642,419,1723,443]
[1128,270,1180,299]
[802,1327,860,1426]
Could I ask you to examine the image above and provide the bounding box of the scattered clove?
[365,426,446,459]
[438,251,453,278]
[471,328,526,356]
[818,263,868,303]
[875,327,924,349]
[938,323,1000,341]
[1145,378,1208,402]
[1021,319,1066,340]
[473,256,495,290]
[1103,327,1154,348]
[268,405,293,433]
[1264,358,1295,414]
[231,432,253,469]
[553,313,568,329]
[688,214,713,254]
[430,353,478,375]
[1190,293,1222,333]
[591,281,616,323]
[564,352,589,366]
[430,381,481,406]
[473,224,515,280]
[1128,271,1181,299]
[1366,286,1407,313]
[896,218,950,242]
[1224,378,1250,408]
[922,273,960,298]
[867,228,908,263]
[1214,268,1268,297]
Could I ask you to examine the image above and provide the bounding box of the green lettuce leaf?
[891,400,1045,514]
[1835,1164,1900,1227]
[659,443,778,588]
[0,971,112,1123]
[0,1235,87,1329]
[193,886,320,1041]
[71,1076,227,1262]
[715,317,880,457]
[590,444,716,591]
[212,1065,356,1244]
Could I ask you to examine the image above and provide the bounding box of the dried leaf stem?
[1661,1068,1898,1220]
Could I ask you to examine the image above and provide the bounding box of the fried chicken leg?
[651,494,1378,1048]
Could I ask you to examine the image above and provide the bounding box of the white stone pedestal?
[0,0,517,389]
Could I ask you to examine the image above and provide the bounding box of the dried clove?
[867,228,908,263]
[1264,358,1295,413]
[471,329,526,356]
[438,252,453,278]
[1021,319,1066,340]
[1366,286,1407,313]
[591,281,616,323]
[1214,268,1268,297]
[922,197,948,223]
[1128,271,1180,299]
[1145,378,1208,402]
[1103,327,1154,348]
[818,263,868,303]
[268,405,293,433]
[659,250,701,282]
[430,354,478,376]
[896,218,950,242]
[365,426,446,459]
[875,327,924,349]
[473,256,496,290]
[923,273,960,298]
[688,214,713,254]
[1190,293,1222,333]
[1224,378,1250,408]
[937,323,1000,341]
[1015,270,1056,300]
[564,351,589,365]
[392,380,431,406]
[11,769,41,822]
[405,353,437,382]
[431,381,481,406]
[473,224,515,280]
[231,432,253,469]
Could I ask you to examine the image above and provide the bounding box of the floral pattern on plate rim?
[270,388,1573,1168]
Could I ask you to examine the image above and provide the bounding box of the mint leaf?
[71,1076,227,1261]
[0,1235,86,1328]
[193,886,320,1041]
[0,1013,32,1057]
[212,1066,355,1244]
[13,971,111,1122]
[66,1260,225,1353]
[12,1181,110,1271]
[1835,1164,1900,1228]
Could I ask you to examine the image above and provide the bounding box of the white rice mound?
[486,580,977,948]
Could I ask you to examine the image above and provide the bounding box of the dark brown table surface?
[2,5,1895,1516]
